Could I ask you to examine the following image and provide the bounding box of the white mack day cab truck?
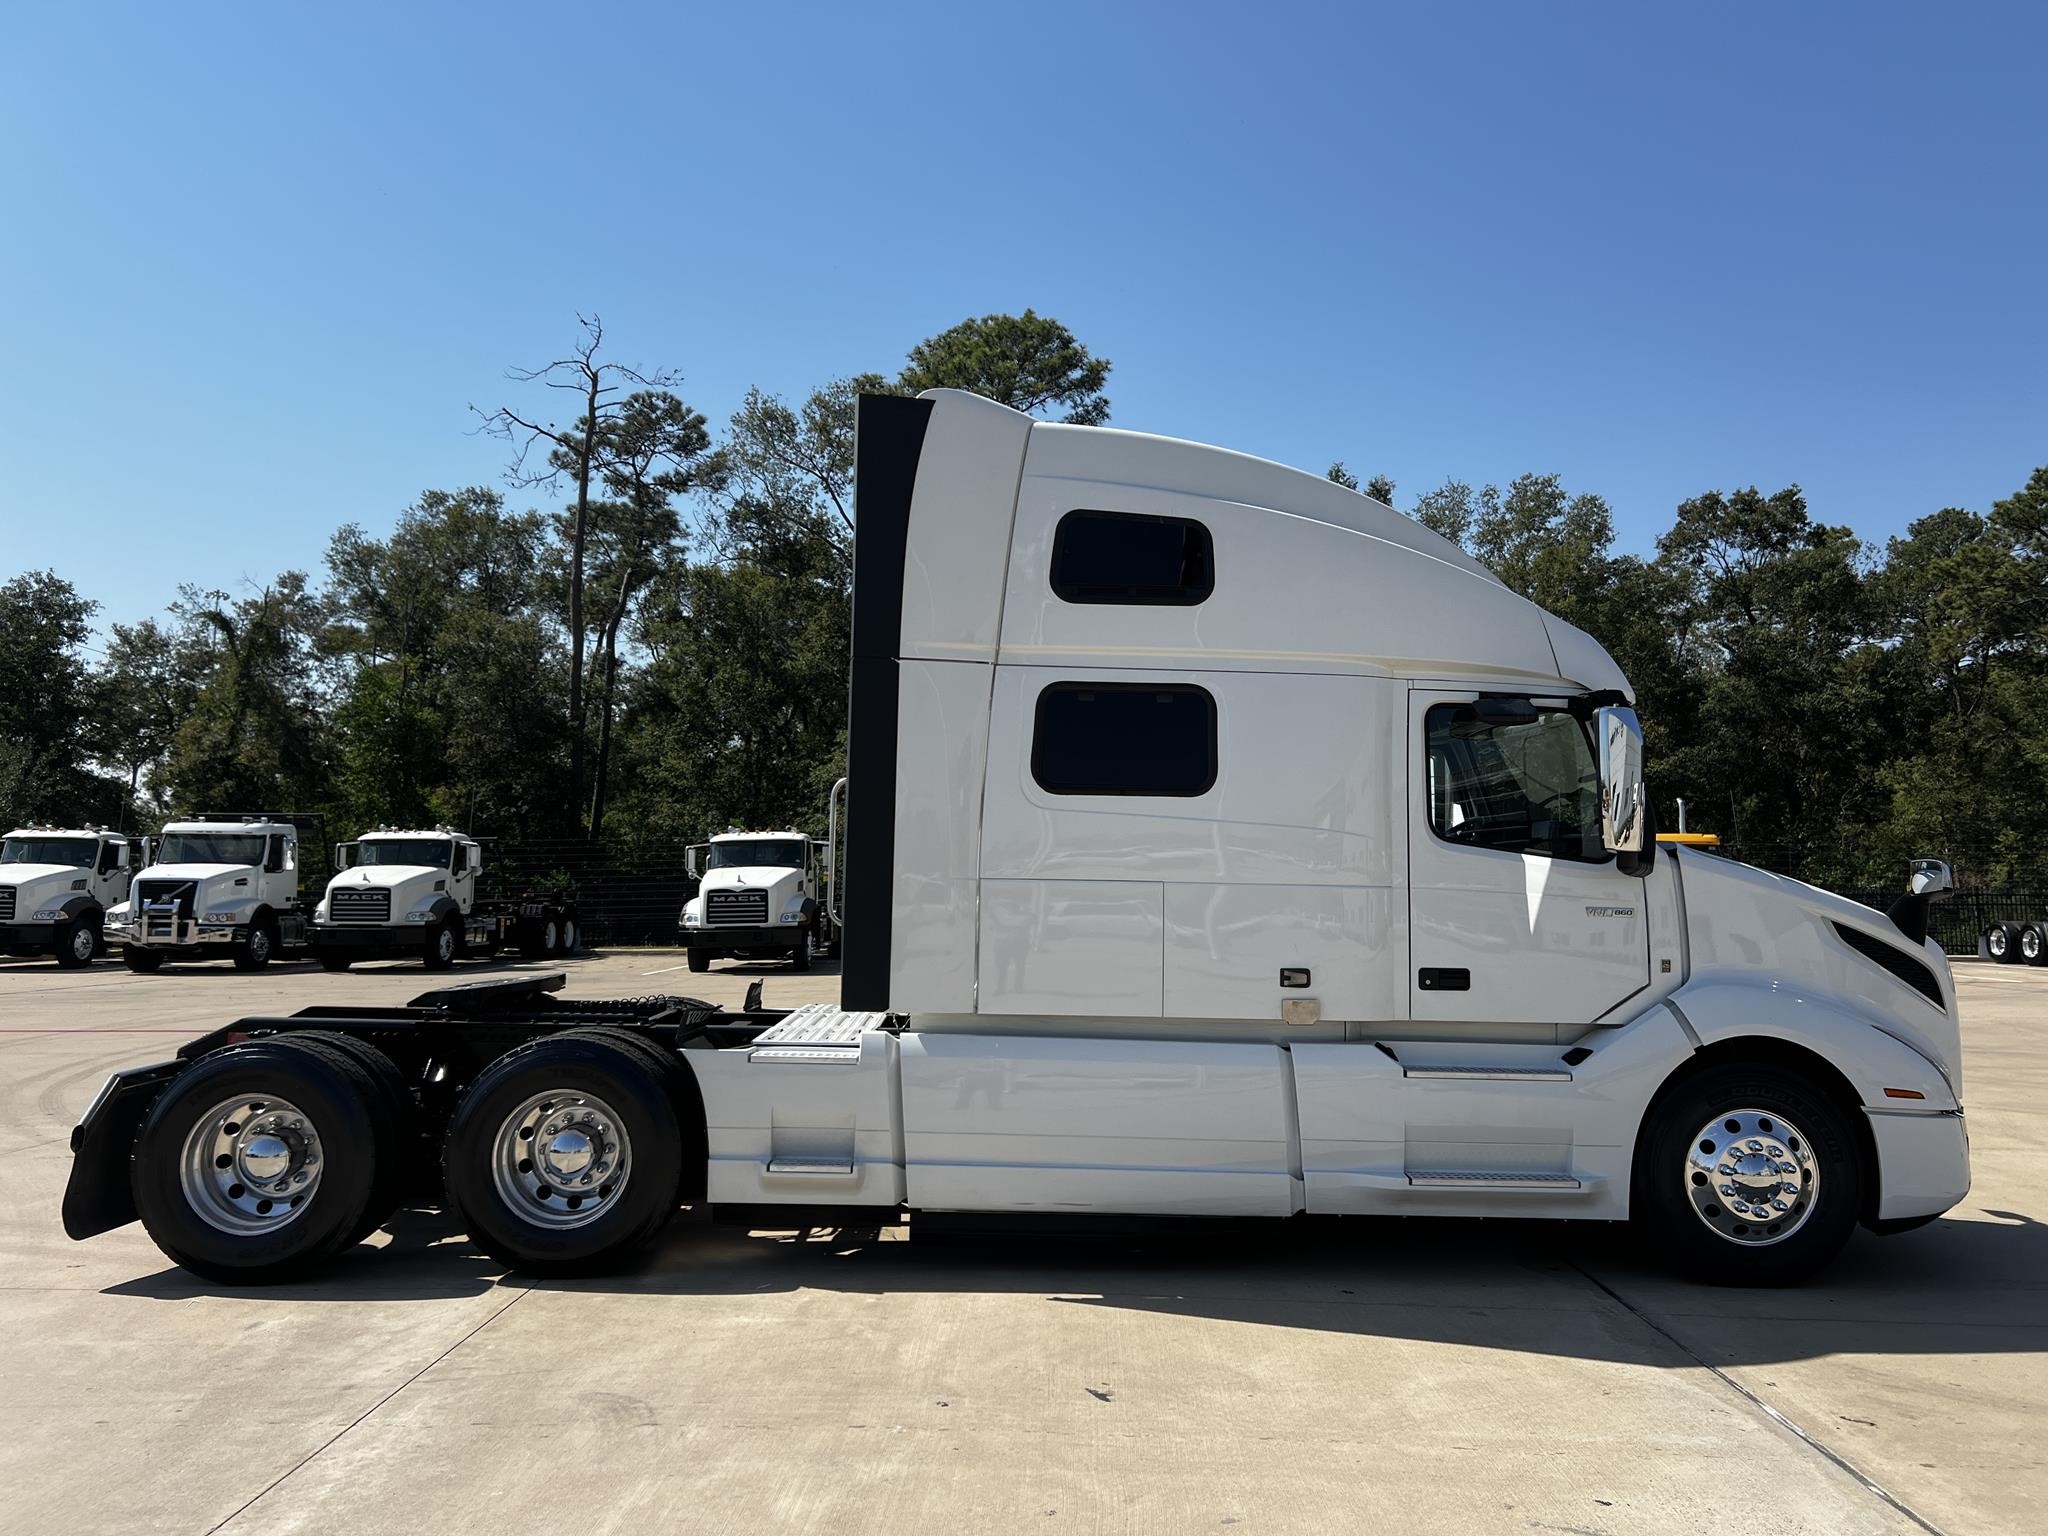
[0,826,138,966]
[678,819,841,973]
[107,813,321,971]
[309,827,580,971]
[62,390,1970,1286]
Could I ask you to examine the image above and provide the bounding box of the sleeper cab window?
[1031,682,1217,797]
[1424,699,1606,862]
[1050,510,1214,605]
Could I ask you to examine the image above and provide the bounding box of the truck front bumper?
[109,919,245,951]
[1,922,58,953]
[680,924,804,954]
[308,925,429,958]
[1867,1107,1970,1225]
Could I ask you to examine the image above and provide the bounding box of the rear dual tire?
[1984,922,2025,964]
[2020,923,2048,968]
[442,1032,684,1276]
[132,1039,381,1283]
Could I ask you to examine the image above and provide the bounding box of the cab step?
[1405,1171,1584,1189]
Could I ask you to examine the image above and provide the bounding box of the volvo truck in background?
[677,812,839,973]
[0,826,138,966]
[64,391,1969,1288]
[106,813,322,971]
[309,826,580,971]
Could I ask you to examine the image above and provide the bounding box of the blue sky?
[3,3,2042,631]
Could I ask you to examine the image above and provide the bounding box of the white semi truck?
[63,390,1969,1287]
[678,826,837,972]
[309,826,580,971]
[106,813,320,971]
[0,826,138,966]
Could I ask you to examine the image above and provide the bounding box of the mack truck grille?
[0,887,14,923]
[329,888,391,924]
[706,889,769,926]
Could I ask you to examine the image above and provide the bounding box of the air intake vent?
[0,887,14,922]
[330,887,391,925]
[707,889,769,926]
[1833,922,1944,1010]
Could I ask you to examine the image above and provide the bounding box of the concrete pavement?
[0,950,2039,1534]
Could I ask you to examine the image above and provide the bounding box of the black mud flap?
[62,1060,185,1239]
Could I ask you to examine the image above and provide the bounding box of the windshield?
[1,837,97,868]
[156,833,267,867]
[355,839,455,869]
[705,839,805,871]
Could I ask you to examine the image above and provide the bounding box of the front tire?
[316,952,352,972]
[130,1038,382,1283]
[123,946,166,973]
[443,1034,684,1276]
[422,917,459,971]
[1636,1062,1862,1286]
[686,949,710,973]
[790,929,814,971]
[233,920,277,971]
[55,918,99,968]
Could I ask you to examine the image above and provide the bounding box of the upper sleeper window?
[1051,510,1214,605]
[1031,683,1217,797]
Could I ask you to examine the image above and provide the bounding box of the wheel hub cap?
[1683,1108,1819,1247]
[490,1089,632,1230]
[179,1095,322,1234]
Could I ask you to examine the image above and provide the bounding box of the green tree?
[325,487,566,834]
[477,317,686,827]
[159,576,332,814]
[898,309,1112,424]
[0,571,108,826]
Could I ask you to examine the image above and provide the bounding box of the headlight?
[108,904,130,920]
[32,909,62,921]
[405,909,434,923]
[779,910,801,924]
[203,909,245,923]
[682,902,701,925]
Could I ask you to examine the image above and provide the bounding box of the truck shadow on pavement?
[104,1203,2048,1369]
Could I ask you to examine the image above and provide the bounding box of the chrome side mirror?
[685,844,705,880]
[1909,858,1953,897]
[1595,705,1646,854]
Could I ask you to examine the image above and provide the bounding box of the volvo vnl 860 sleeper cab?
[62,390,1969,1286]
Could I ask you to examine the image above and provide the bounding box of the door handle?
[1417,967,1470,992]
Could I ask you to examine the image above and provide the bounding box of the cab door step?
[1405,1171,1584,1189]
[1401,1064,1572,1082]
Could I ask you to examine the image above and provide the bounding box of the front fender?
[1669,979,1957,1111]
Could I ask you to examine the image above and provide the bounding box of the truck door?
[1407,689,1648,1025]
[94,838,130,904]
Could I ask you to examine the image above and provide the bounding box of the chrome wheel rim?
[561,921,576,952]
[436,927,456,964]
[542,920,559,953]
[490,1088,631,1229]
[2024,929,2042,961]
[1683,1108,1819,1247]
[70,926,96,962]
[1989,928,2008,957]
[179,1095,322,1234]
[248,929,271,964]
